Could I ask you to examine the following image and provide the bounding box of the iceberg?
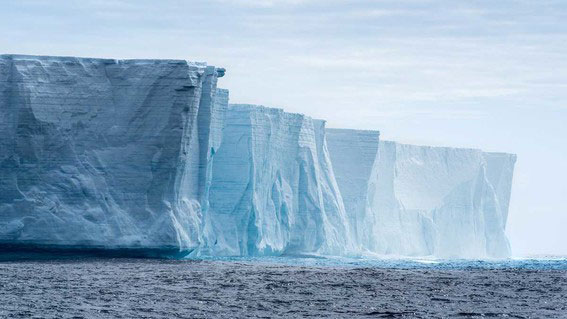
[0,54,226,256]
[199,105,353,256]
[326,130,516,259]
[0,54,517,259]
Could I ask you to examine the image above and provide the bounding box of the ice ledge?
[1,53,224,70]
[381,140,517,158]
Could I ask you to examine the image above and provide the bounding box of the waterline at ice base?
[0,54,516,259]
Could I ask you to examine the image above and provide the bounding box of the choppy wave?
[1,257,565,318]
[185,254,567,270]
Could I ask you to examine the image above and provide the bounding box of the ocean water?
[1,256,566,318]
[193,255,567,270]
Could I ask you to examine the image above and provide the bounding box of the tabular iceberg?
[0,54,517,259]
[326,130,516,259]
[0,54,226,256]
[199,105,353,256]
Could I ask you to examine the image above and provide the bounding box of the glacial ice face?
[0,54,517,259]
[325,129,381,252]
[200,105,353,256]
[326,131,516,259]
[483,152,516,226]
[0,55,225,254]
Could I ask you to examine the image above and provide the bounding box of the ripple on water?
[0,257,565,318]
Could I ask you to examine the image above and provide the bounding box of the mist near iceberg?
[0,54,516,259]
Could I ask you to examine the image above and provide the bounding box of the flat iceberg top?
[327,127,381,136]
[229,103,312,120]
[484,151,518,161]
[1,54,209,68]
[382,140,516,158]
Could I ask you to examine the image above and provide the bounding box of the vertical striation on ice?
[0,54,518,259]
[326,130,516,259]
[0,54,225,255]
[202,105,353,256]
[325,129,381,252]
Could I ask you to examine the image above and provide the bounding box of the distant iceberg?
[0,54,516,258]
[326,132,516,259]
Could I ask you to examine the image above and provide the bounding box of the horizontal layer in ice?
[0,54,226,256]
[326,129,516,259]
[200,105,353,256]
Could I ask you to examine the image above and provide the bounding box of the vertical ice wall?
[325,129,381,251]
[0,55,225,255]
[326,130,516,259]
[0,54,517,259]
[202,105,353,256]
[196,87,229,235]
[483,152,516,226]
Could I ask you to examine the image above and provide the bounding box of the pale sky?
[1,0,566,256]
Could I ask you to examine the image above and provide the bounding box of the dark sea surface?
[1,256,566,318]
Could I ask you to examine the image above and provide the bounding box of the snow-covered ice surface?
[0,54,226,256]
[326,130,516,259]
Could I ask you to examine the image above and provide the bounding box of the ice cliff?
[0,54,226,256]
[326,131,516,259]
[0,54,516,259]
[324,129,381,252]
[199,105,353,256]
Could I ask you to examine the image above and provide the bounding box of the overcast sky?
[1,0,566,256]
